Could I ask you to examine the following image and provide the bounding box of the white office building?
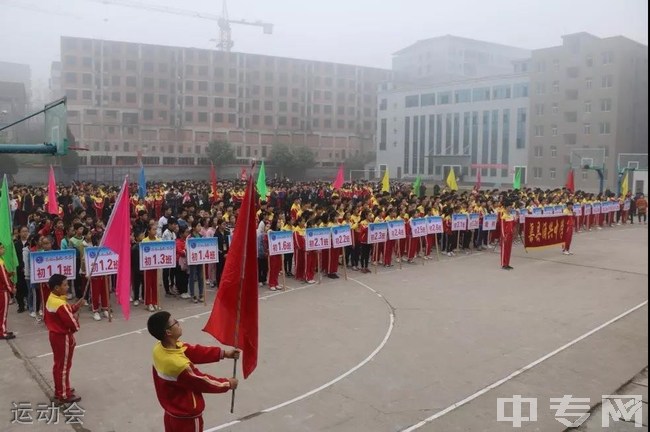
[376,70,530,186]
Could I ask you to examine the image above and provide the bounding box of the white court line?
[204,277,395,432]
[400,300,648,432]
[34,284,315,358]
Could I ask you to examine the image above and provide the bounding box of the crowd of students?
[1,177,646,337]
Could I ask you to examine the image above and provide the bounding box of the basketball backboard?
[570,148,605,170]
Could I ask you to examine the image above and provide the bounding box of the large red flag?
[332,165,344,189]
[47,166,58,215]
[203,177,258,378]
[565,169,575,193]
[210,162,218,202]
[100,177,131,320]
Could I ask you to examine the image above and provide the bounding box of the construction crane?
[87,0,273,52]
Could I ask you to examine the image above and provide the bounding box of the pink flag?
[100,177,131,320]
[332,165,344,189]
[47,166,58,215]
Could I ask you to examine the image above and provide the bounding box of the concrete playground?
[1,223,647,432]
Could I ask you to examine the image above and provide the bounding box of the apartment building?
[528,32,648,192]
[392,35,529,85]
[376,69,530,186]
[58,36,391,167]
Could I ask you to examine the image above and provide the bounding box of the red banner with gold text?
[524,215,568,249]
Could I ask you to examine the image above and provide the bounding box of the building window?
[405,95,419,108]
[550,168,556,179]
[602,52,614,65]
[552,125,558,136]
[601,75,613,88]
[516,108,526,149]
[600,98,612,112]
[126,93,136,103]
[551,103,559,114]
[534,146,543,157]
[455,89,472,103]
[536,61,545,73]
[438,92,451,104]
[534,125,544,137]
[472,87,490,102]
[535,104,544,116]
[421,93,435,106]
[551,146,557,157]
[585,78,592,89]
[535,83,545,95]
[533,167,542,179]
[379,119,387,150]
[586,55,593,67]
[198,112,208,123]
[584,123,591,134]
[552,81,560,93]
[564,112,578,122]
[584,101,592,113]
[599,122,611,134]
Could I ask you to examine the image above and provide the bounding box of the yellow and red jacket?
[44,293,81,334]
[152,342,230,419]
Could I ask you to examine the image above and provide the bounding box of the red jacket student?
[0,242,17,340]
[44,274,84,403]
[147,311,239,432]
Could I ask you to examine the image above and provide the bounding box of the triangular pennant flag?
[332,165,344,189]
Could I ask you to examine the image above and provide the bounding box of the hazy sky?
[0,0,647,87]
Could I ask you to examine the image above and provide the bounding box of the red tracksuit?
[44,293,81,400]
[500,215,515,268]
[268,254,282,288]
[152,342,231,432]
[143,269,158,306]
[0,260,16,337]
[564,213,574,252]
[90,276,109,312]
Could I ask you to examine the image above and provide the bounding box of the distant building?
[528,32,648,192]
[0,61,32,104]
[58,36,391,168]
[376,69,530,186]
[49,61,62,100]
[392,35,529,85]
[0,81,27,143]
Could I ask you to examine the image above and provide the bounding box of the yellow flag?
[621,172,629,196]
[446,169,458,191]
[381,169,390,192]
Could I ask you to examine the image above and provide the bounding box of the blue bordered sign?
[139,240,177,270]
[187,237,219,265]
[482,214,498,231]
[367,222,388,244]
[410,218,427,238]
[85,246,118,276]
[425,216,443,234]
[268,230,294,256]
[331,225,353,248]
[451,214,468,231]
[30,249,77,283]
[387,220,406,240]
[305,227,331,251]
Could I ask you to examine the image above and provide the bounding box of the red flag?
[203,177,258,378]
[100,177,131,320]
[473,169,481,192]
[565,169,575,193]
[47,166,59,215]
[332,165,344,189]
[210,162,218,202]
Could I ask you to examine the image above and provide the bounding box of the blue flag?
[138,165,146,199]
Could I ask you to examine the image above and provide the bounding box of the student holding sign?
[500,202,516,270]
[562,203,575,255]
[142,225,161,312]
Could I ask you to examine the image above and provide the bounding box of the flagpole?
[230,165,256,413]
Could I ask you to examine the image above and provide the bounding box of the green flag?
[256,161,268,198]
[0,175,18,283]
[513,167,521,190]
[413,176,422,196]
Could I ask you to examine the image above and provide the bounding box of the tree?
[60,149,80,176]
[268,143,296,177]
[293,146,316,172]
[0,154,18,178]
[206,140,235,167]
